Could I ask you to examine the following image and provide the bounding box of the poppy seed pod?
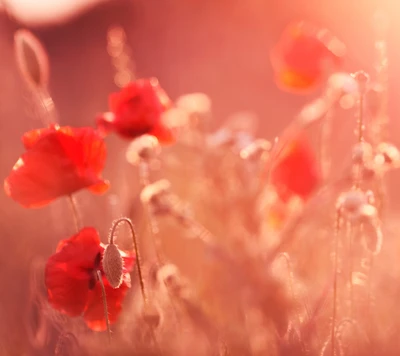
[102,243,124,289]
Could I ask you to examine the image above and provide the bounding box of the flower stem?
[109,217,147,304]
[139,162,163,263]
[106,25,136,87]
[347,224,355,317]
[67,195,81,233]
[96,270,111,343]
[331,211,342,356]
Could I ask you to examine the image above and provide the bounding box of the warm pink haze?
[0,1,400,355]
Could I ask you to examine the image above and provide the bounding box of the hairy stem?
[331,211,342,356]
[347,223,355,317]
[67,195,81,233]
[96,270,111,342]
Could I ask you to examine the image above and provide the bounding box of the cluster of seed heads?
[351,140,400,180]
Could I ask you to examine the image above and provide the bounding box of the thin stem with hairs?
[96,270,111,343]
[331,210,342,356]
[67,195,81,233]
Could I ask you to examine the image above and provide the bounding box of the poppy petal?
[5,126,108,207]
[275,69,319,93]
[271,21,344,93]
[120,250,135,273]
[96,112,117,137]
[88,180,110,194]
[149,123,175,145]
[45,228,103,317]
[103,78,173,142]
[83,274,131,331]
[270,135,321,200]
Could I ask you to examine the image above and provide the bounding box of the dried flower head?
[375,142,400,169]
[352,70,370,94]
[156,263,181,290]
[125,134,160,165]
[326,72,358,94]
[240,139,272,161]
[352,142,373,164]
[140,179,171,205]
[336,190,374,222]
[102,243,124,289]
[175,92,212,118]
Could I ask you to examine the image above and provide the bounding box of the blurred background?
[1,0,400,352]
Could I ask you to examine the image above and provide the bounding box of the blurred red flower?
[270,21,345,93]
[4,125,109,208]
[97,78,175,144]
[270,135,321,201]
[45,227,135,331]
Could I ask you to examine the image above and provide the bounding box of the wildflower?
[97,78,175,144]
[270,135,321,201]
[4,125,109,208]
[45,227,134,331]
[270,21,345,93]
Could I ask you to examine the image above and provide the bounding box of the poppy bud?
[102,243,124,289]
[14,29,49,90]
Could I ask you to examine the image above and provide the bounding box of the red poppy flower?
[97,78,175,144]
[45,227,135,331]
[270,21,345,93]
[270,135,321,201]
[4,125,109,208]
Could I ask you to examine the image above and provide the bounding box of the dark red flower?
[270,135,321,201]
[45,227,135,331]
[270,21,345,93]
[4,125,109,208]
[97,78,175,144]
